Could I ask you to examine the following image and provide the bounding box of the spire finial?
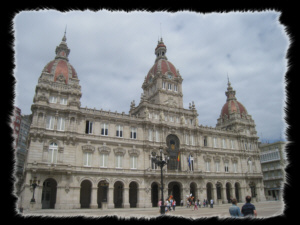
[62,25,67,42]
[160,22,162,39]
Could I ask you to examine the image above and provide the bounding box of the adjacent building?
[19,33,265,210]
[259,141,286,201]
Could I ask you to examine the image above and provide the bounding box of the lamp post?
[30,177,40,203]
[152,148,169,215]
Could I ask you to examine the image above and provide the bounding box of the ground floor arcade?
[19,173,265,210]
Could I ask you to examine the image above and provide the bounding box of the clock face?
[168,74,172,79]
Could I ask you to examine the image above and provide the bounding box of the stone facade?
[19,34,265,210]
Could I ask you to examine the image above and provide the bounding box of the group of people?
[158,197,177,213]
[158,195,258,218]
[186,198,214,210]
[229,195,257,218]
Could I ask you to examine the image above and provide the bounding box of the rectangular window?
[206,161,210,172]
[162,82,166,89]
[101,123,108,136]
[57,117,65,131]
[204,137,208,147]
[130,156,137,169]
[46,116,55,130]
[85,121,93,134]
[231,140,235,149]
[100,153,108,167]
[191,136,194,146]
[48,148,57,163]
[49,96,57,103]
[148,129,152,141]
[130,127,137,139]
[116,125,123,138]
[155,130,160,142]
[222,139,226,149]
[83,152,92,166]
[151,158,157,170]
[116,155,123,168]
[216,162,220,172]
[213,138,217,148]
[170,116,173,122]
[60,97,67,105]
[225,162,229,173]
[174,85,178,92]
[185,134,189,145]
[233,162,237,173]
[168,83,172,90]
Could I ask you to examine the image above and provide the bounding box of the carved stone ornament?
[128,148,140,157]
[57,74,66,83]
[82,145,95,153]
[113,147,126,156]
[98,146,111,154]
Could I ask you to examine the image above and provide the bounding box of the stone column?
[90,186,98,209]
[222,187,227,204]
[107,187,114,209]
[123,187,130,208]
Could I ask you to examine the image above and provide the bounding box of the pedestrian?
[170,198,173,211]
[165,199,169,213]
[241,195,257,217]
[172,200,176,211]
[198,199,201,208]
[229,198,242,217]
[181,199,183,207]
[158,199,162,213]
[187,199,190,208]
[210,199,214,208]
[203,199,206,207]
[193,200,198,210]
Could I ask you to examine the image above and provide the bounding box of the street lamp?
[152,148,169,215]
[30,177,40,203]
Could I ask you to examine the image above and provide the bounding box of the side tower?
[22,32,82,209]
[216,79,257,136]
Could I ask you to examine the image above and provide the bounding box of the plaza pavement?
[21,201,285,219]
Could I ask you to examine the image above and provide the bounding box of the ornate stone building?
[19,33,265,210]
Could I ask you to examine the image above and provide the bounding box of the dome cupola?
[220,80,248,119]
[146,38,180,83]
[42,31,78,84]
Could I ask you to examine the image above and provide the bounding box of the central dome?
[146,38,179,82]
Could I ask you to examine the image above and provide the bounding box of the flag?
[188,155,191,167]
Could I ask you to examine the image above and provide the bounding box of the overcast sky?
[13,10,289,143]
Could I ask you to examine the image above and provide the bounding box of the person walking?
[193,200,198,211]
[241,195,257,217]
[172,200,176,211]
[229,198,242,217]
[158,199,162,213]
[203,199,206,208]
[210,199,214,208]
[198,199,201,208]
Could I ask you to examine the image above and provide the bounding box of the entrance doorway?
[80,180,92,208]
[129,182,138,208]
[114,181,123,208]
[97,180,109,208]
[151,182,159,207]
[41,178,57,209]
[168,182,181,205]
